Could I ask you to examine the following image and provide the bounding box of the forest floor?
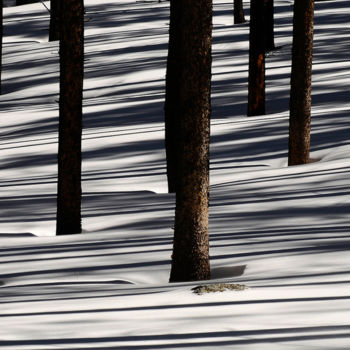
[1,0,350,348]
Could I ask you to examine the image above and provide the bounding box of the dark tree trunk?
[247,0,265,116]
[16,0,38,5]
[288,0,314,165]
[0,0,3,95]
[49,0,61,41]
[56,0,84,235]
[167,0,212,282]
[233,0,245,24]
[264,0,275,51]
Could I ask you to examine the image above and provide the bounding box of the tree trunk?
[16,0,38,5]
[233,0,245,24]
[168,0,212,282]
[247,0,265,116]
[49,0,61,41]
[56,0,84,235]
[264,0,275,51]
[288,0,314,165]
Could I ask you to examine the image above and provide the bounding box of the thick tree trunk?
[168,0,212,282]
[264,0,275,51]
[233,0,245,24]
[56,0,84,235]
[247,0,265,116]
[288,0,314,165]
[49,0,60,41]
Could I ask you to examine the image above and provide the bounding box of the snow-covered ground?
[1,0,350,348]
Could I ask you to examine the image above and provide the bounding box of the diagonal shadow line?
[212,242,350,260]
[253,279,350,288]
[45,332,350,349]
[2,295,350,318]
[0,235,172,256]
[210,234,350,249]
[0,260,170,280]
[1,326,350,346]
[243,270,350,283]
[0,289,167,304]
[0,248,171,265]
[210,226,350,239]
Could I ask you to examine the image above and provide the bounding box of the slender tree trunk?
[0,0,3,95]
[247,0,265,116]
[233,0,245,24]
[49,0,60,41]
[264,0,275,51]
[168,0,212,282]
[288,0,314,165]
[56,0,84,235]
[16,0,38,5]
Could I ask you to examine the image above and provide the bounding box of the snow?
[1,0,350,348]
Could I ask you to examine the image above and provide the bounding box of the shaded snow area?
[1,0,350,348]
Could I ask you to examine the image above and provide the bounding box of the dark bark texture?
[16,0,38,5]
[247,0,265,116]
[167,0,212,282]
[49,0,61,41]
[264,0,275,51]
[233,0,245,24]
[288,0,314,165]
[56,0,84,235]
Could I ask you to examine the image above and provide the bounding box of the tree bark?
[247,0,265,116]
[56,0,84,235]
[168,0,212,282]
[264,0,275,51]
[288,0,314,165]
[16,0,38,5]
[233,0,245,24]
[49,0,61,41]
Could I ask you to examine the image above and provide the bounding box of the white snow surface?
[1,0,350,348]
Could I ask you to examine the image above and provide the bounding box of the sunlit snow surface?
[1,0,350,348]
